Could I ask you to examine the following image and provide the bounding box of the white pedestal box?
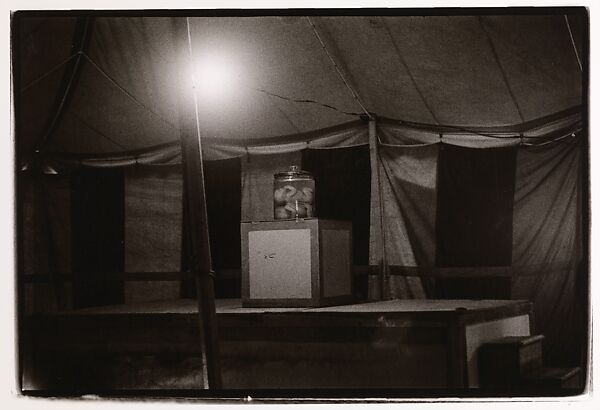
[241,218,354,307]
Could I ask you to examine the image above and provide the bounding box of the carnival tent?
[14,11,587,377]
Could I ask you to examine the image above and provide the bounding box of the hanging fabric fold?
[511,135,583,366]
[369,143,440,299]
[40,106,580,166]
[377,112,581,148]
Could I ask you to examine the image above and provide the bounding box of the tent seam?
[380,17,441,126]
[81,52,178,131]
[305,16,373,119]
[68,110,132,153]
[478,16,526,124]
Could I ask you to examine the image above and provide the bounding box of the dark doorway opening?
[70,167,125,308]
[435,144,517,299]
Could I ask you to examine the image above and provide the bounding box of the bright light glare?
[194,53,240,100]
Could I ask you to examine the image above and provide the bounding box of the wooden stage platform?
[23,298,532,392]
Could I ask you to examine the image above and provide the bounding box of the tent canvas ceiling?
[14,12,584,163]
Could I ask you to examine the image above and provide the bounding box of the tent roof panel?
[13,13,584,162]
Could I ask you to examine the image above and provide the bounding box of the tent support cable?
[305,17,373,120]
[81,52,178,130]
[261,90,302,133]
[68,110,133,153]
[564,15,583,72]
[20,51,80,93]
[252,86,362,117]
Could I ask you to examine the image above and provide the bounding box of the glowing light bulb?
[194,53,239,100]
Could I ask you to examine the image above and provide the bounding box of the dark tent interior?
[13,10,589,397]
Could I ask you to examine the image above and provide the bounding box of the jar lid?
[274,165,313,179]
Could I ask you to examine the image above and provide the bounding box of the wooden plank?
[22,272,196,283]
[456,301,533,326]
[385,263,575,278]
[23,298,532,390]
[446,314,466,388]
[23,261,574,285]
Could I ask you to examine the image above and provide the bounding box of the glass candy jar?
[273,165,315,220]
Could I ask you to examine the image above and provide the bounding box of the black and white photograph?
[6,3,592,403]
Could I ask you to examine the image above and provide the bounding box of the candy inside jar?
[273,166,315,220]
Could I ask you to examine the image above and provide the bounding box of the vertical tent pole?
[368,118,389,300]
[13,15,25,391]
[173,17,222,389]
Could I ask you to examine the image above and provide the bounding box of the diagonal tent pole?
[172,17,222,390]
[34,17,94,153]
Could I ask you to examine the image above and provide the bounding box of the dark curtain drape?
[302,146,372,300]
[511,137,584,367]
[22,172,73,313]
[182,157,242,298]
[205,157,242,298]
[70,167,125,308]
[435,144,517,299]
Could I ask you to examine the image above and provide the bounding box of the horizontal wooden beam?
[23,272,195,283]
[384,263,574,278]
[22,262,572,284]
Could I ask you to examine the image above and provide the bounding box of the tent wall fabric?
[366,134,583,364]
[21,174,73,314]
[511,136,583,366]
[124,165,183,304]
[369,143,439,299]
